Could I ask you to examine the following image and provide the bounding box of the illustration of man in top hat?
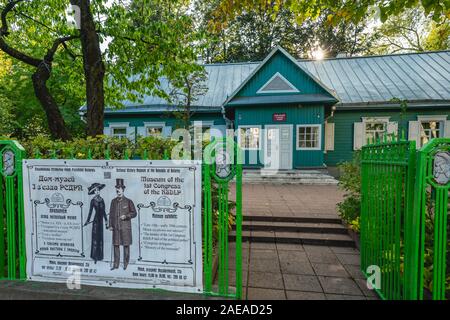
[108,178,137,270]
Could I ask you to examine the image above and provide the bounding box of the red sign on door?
[273,113,287,122]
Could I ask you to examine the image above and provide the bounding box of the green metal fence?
[361,136,449,300]
[0,141,27,280]
[203,138,243,299]
[0,138,243,299]
[409,138,449,300]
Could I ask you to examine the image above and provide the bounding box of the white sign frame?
[23,159,203,294]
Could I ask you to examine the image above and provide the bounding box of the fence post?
[0,140,27,280]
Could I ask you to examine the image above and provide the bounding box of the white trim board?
[143,122,165,127]
[417,115,448,121]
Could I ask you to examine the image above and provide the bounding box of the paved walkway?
[225,184,379,300]
[229,184,344,218]
[229,242,378,300]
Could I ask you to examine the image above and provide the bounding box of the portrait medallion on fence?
[433,151,450,185]
[215,148,233,180]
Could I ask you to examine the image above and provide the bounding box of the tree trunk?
[72,0,105,137]
[0,0,72,140]
[31,63,72,141]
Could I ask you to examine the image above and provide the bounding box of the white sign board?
[23,159,203,293]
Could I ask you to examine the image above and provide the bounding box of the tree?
[424,20,450,50]
[369,7,450,54]
[370,8,429,53]
[169,69,208,130]
[213,0,449,26]
[0,0,79,140]
[70,0,105,137]
[195,1,372,62]
[0,0,205,139]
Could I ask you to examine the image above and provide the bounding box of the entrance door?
[264,125,293,170]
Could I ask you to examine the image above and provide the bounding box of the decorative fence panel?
[361,136,449,300]
[361,138,416,300]
[0,138,243,299]
[409,138,449,300]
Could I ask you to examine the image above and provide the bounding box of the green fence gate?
[0,138,243,299]
[361,136,449,300]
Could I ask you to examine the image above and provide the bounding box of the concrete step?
[242,169,339,185]
[229,230,355,247]
[243,215,342,224]
[235,220,348,235]
[243,178,338,185]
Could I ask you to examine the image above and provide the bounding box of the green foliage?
[196,1,372,62]
[103,0,206,108]
[20,134,183,160]
[215,0,450,25]
[337,151,361,231]
[369,7,450,54]
[0,0,205,139]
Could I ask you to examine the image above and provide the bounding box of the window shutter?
[445,121,450,138]
[387,121,398,140]
[162,126,172,138]
[325,122,335,151]
[408,121,420,147]
[353,122,364,150]
[103,126,111,136]
[126,127,135,142]
[137,127,146,138]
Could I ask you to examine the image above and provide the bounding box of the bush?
[337,151,361,232]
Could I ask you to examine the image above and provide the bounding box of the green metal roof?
[94,48,450,115]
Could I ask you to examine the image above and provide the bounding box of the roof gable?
[257,72,300,93]
[225,46,338,106]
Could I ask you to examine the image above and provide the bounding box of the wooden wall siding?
[325,108,450,166]
[235,104,325,168]
[235,52,330,98]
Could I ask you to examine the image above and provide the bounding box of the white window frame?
[417,115,447,147]
[109,122,130,139]
[192,120,214,140]
[143,121,165,138]
[237,125,262,151]
[362,117,390,143]
[296,124,322,151]
[256,72,300,94]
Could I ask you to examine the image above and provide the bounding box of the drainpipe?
[325,105,336,123]
[221,101,234,134]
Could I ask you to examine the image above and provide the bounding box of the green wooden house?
[98,46,450,169]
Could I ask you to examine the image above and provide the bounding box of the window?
[193,121,213,142]
[419,120,443,147]
[112,127,127,138]
[238,126,261,150]
[365,122,387,143]
[147,126,163,137]
[297,125,321,150]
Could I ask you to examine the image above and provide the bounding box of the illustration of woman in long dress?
[84,183,108,263]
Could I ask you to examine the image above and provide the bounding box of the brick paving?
[229,184,345,218]
[226,242,378,300]
[223,183,379,300]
